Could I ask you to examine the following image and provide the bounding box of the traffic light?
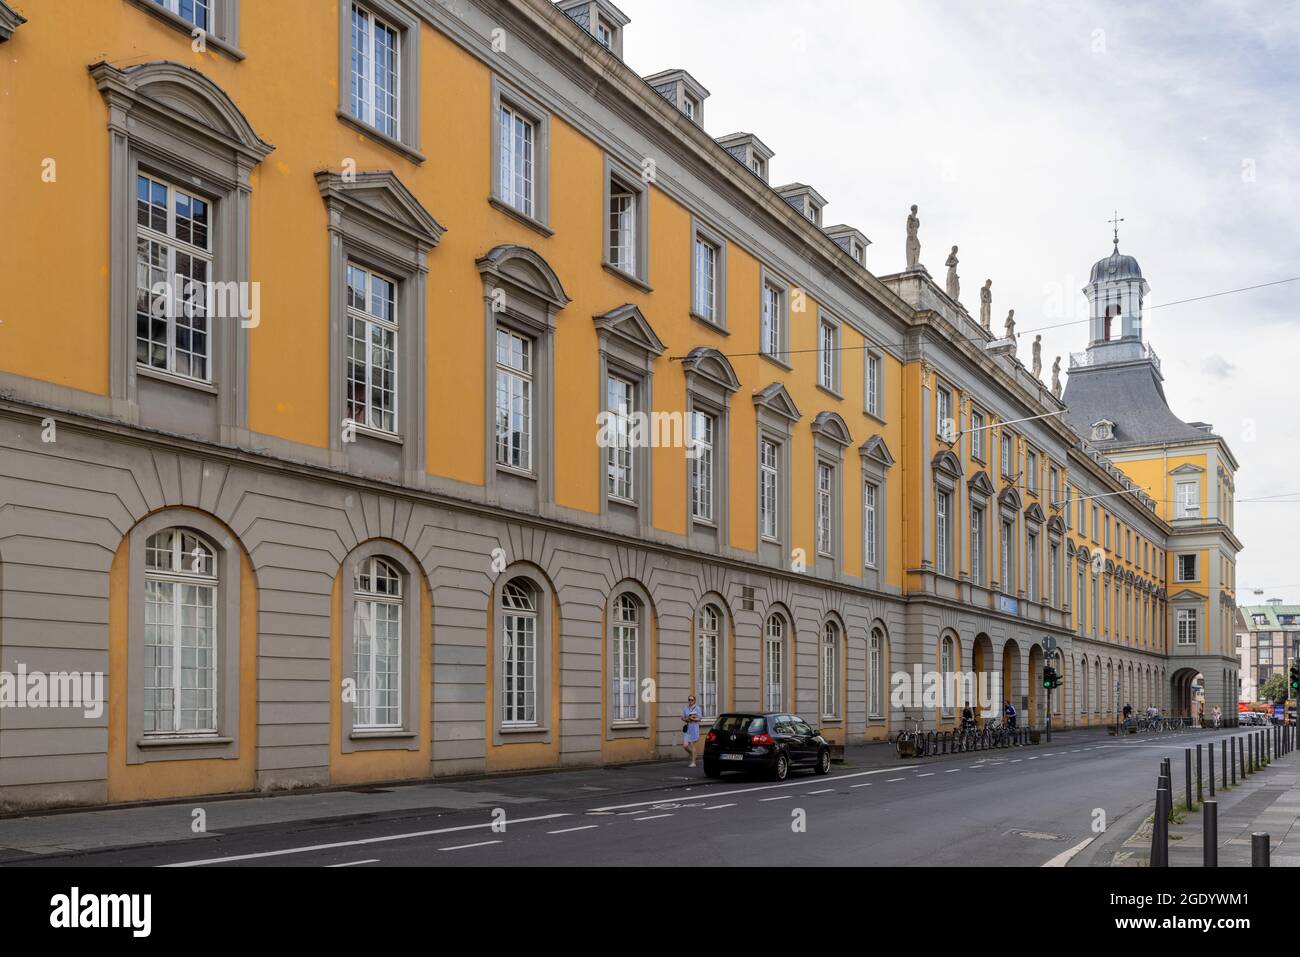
[1290,662,1299,693]
[1042,666,1059,690]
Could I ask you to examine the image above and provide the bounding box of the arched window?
[697,604,720,719]
[611,593,641,722]
[869,628,885,718]
[1080,658,1088,716]
[1094,659,1102,712]
[764,615,784,712]
[353,556,402,728]
[940,635,954,716]
[501,579,539,726]
[822,620,841,720]
[143,528,218,734]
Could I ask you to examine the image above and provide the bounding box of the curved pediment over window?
[477,244,571,311]
[1104,559,1116,576]
[998,485,1022,511]
[753,382,801,422]
[1076,546,1093,564]
[1047,514,1066,536]
[680,347,740,394]
[811,411,852,447]
[931,449,963,481]
[89,60,274,163]
[860,434,895,469]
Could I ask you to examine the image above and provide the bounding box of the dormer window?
[595,17,613,47]
[559,0,630,58]
[683,94,699,121]
[716,132,775,184]
[850,239,865,265]
[749,155,766,178]
[776,184,828,227]
[1091,419,1114,442]
[644,69,710,126]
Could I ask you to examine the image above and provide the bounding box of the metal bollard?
[1151,787,1170,867]
[1196,744,1203,804]
[1208,742,1215,797]
[1203,800,1218,867]
[1252,832,1270,867]
[1185,749,1193,811]
[1230,737,1237,785]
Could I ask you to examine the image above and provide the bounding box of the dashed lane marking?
[886,777,906,782]
[918,773,935,777]
[760,795,793,802]
[807,788,834,794]
[634,814,674,822]
[945,769,961,773]
[850,782,873,788]
[326,859,379,867]
[548,825,599,835]
[439,841,502,852]
[704,804,736,810]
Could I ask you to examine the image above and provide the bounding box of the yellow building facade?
[0,0,1239,809]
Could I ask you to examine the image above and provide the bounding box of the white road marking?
[850,782,873,788]
[760,795,793,802]
[1071,749,1082,753]
[1011,759,1022,764]
[161,813,570,867]
[439,840,502,852]
[886,777,905,782]
[635,814,673,822]
[1028,756,1039,760]
[918,773,935,777]
[1042,836,1095,867]
[587,764,916,812]
[807,788,834,794]
[704,803,736,811]
[945,769,961,773]
[326,859,379,867]
[548,825,599,835]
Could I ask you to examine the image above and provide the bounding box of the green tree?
[1260,672,1288,704]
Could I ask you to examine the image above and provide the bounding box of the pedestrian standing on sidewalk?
[682,694,702,767]
[1122,702,1132,730]
[1004,699,1017,730]
[1212,705,1222,729]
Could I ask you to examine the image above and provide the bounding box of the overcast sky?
[616,0,1300,605]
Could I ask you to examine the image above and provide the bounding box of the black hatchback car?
[702,712,831,780]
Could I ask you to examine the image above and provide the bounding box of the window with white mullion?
[697,606,720,719]
[353,557,402,729]
[501,581,538,726]
[764,616,784,712]
[690,410,714,522]
[864,481,878,568]
[606,375,635,501]
[819,320,835,389]
[499,103,536,216]
[760,439,780,540]
[135,173,212,382]
[153,0,209,30]
[611,594,640,723]
[866,351,881,417]
[761,283,783,359]
[350,4,400,139]
[694,237,717,320]
[345,264,398,434]
[816,462,834,555]
[822,622,840,719]
[608,186,636,273]
[143,529,217,736]
[494,329,533,471]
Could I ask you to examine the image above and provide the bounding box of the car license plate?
[721,753,743,761]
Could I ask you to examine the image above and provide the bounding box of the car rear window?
[713,715,766,733]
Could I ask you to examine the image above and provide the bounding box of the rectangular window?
[761,282,783,359]
[494,328,532,471]
[822,632,839,720]
[863,482,878,568]
[690,410,715,522]
[345,263,398,433]
[970,506,984,585]
[935,489,950,576]
[1049,544,1059,607]
[608,184,636,274]
[143,576,216,734]
[937,387,954,442]
[1176,553,1197,582]
[1078,495,1086,532]
[354,593,401,729]
[693,236,718,321]
[350,4,400,139]
[1077,568,1086,633]
[1065,486,1074,529]
[606,375,635,501]
[501,603,536,726]
[765,631,783,712]
[154,0,209,29]
[819,320,838,390]
[498,102,536,217]
[1176,481,1200,518]
[1177,609,1198,646]
[135,173,213,382]
[611,604,639,722]
[869,635,882,717]
[970,410,986,460]
[1026,449,1038,493]
[1104,515,1111,549]
[1001,431,1014,478]
[816,463,834,555]
[1026,533,1037,601]
[1092,506,1099,541]
[760,439,780,540]
[866,351,882,417]
[1000,520,1013,590]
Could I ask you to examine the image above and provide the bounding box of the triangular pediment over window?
[1024,502,1046,525]
[1168,587,1203,603]
[860,434,895,469]
[1169,462,1206,475]
[753,382,801,422]
[592,303,665,358]
[967,470,995,497]
[317,170,447,254]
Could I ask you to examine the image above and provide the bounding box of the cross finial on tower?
[1108,210,1124,251]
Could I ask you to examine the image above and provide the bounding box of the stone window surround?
[754,385,799,567]
[758,264,793,370]
[762,605,794,713]
[336,0,424,164]
[811,413,851,573]
[477,245,571,510]
[932,451,963,580]
[859,436,895,592]
[819,613,845,725]
[492,566,555,746]
[317,170,445,483]
[681,348,739,548]
[91,59,273,442]
[693,595,730,720]
[607,580,654,737]
[863,343,886,422]
[997,489,1021,595]
[690,215,729,331]
[126,0,244,60]
[816,309,842,398]
[868,623,888,720]
[126,509,242,765]
[967,471,995,587]
[1175,552,1199,583]
[489,75,553,235]
[601,154,651,289]
[340,541,424,752]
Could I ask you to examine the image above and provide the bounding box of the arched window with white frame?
[501,579,539,727]
[764,614,785,712]
[940,634,955,716]
[869,628,885,718]
[611,593,641,723]
[143,528,218,735]
[353,556,403,729]
[821,620,841,720]
[697,604,721,719]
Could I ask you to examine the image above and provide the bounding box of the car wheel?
[814,748,831,775]
[703,760,721,778]
[773,751,789,781]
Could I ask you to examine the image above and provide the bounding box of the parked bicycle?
[894,713,928,758]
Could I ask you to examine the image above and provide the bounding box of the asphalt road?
[8,728,1260,867]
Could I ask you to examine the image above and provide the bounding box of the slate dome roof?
[1089,244,1144,284]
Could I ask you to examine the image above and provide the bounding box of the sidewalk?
[1109,731,1300,866]
[0,726,1120,862]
